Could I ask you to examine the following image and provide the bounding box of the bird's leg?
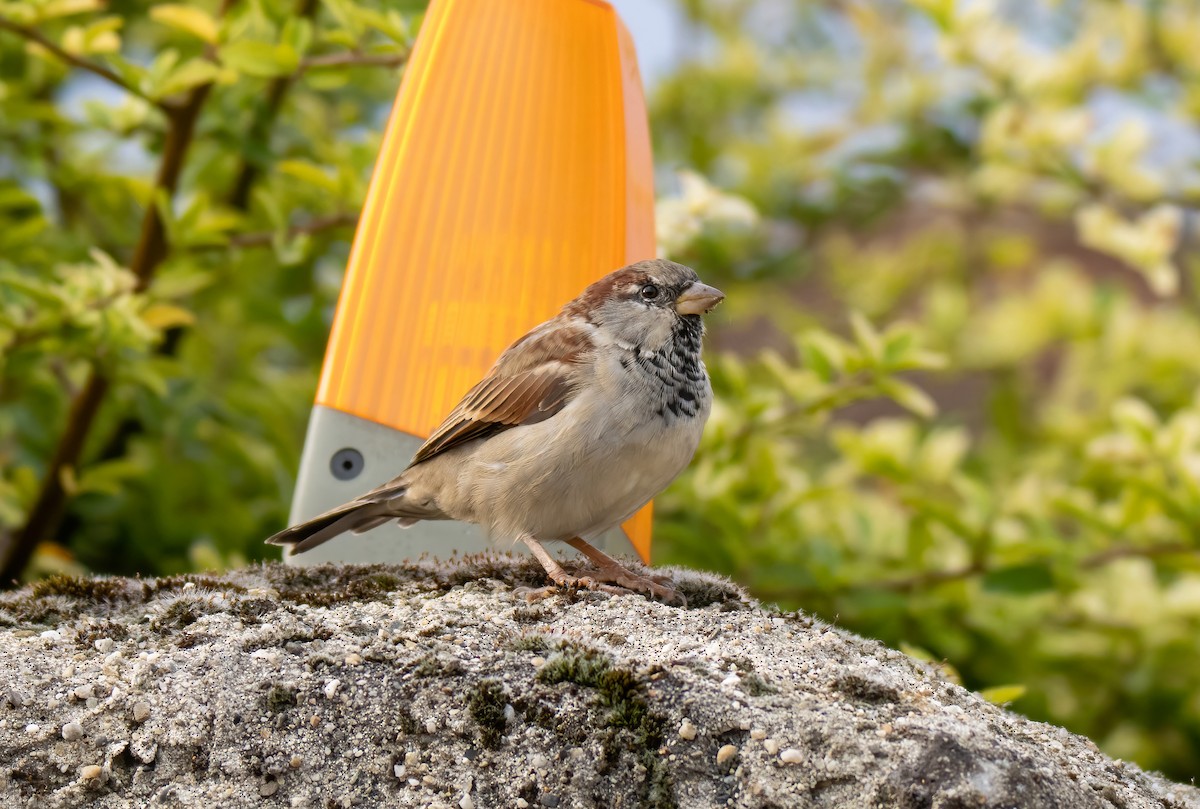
[565,537,686,606]
[521,535,594,590]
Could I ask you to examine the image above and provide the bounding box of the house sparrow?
[267,258,724,604]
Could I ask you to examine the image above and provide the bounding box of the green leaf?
[850,311,884,364]
[276,159,340,192]
[979,684,1027,705]
[800,331,845,382]
[281,18,313,57]
[878,377,937,419]
[152,58,222,99]
[150,4,220,44]
[882,329,914,367]
[982,563,1055,594]
[35,0,103,20]
[77,458,146,496]
[219,41,300,78]
[141,303,195,330]
[151,269,215,300]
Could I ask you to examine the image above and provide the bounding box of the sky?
[608,0,681,88]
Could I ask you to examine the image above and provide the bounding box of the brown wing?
[406,318,593,467]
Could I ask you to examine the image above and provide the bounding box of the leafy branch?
[0,6,228,583]
[223,213,359,249]
[0,16,171,110]
[298,49,409,72]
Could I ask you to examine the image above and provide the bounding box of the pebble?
[763,739,779,755]
[345,654,362,666]
[25,724,39,734]
[780,748,804,764]
[95,638,114,653]
[133,702,151,723]
[750,728,766,740]
[716,744,738,766]
[290,755,303,769]
[678,719,697,741]
[531,754,548,770]
[61,721,84,741]
[458,796,474,809]
[80,765,102,780]
[260,780,279,797]
[516,801,529,809]
[324,679,341,700]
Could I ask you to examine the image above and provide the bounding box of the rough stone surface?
[0,554,1196,809]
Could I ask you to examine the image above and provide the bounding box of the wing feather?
[407,318,592,467]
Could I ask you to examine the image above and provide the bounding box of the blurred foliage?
[651,0,1200,782]
[0,0,412,575]
[3,0,1200,784]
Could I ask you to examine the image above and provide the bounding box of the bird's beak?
[675,282,725,315]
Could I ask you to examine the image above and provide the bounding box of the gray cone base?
[284,405,642,566]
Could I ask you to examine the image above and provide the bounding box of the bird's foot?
[584,562,687,606]
[519,534,686,605]
[517,536,611,601]
[562,536,687,606]
[515,572,627,603]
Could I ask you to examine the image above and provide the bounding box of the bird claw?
[517,569,684,606]
[516,573,597,603]
[584,565,687,607]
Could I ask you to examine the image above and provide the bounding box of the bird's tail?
[266,488,410,555]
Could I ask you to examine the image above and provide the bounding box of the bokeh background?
[3,0,1200,781]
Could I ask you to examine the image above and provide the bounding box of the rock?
[0,555,1196,809]
[61,721,84,741]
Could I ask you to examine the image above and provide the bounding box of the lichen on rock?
[0,555,1196,808]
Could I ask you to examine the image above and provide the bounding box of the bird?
[267,258,724,604]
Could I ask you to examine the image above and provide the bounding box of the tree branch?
[222,212,358,249]
[0,49,220,586]
[227,0,321,210]
[298,49,409,73]
[0,16,166,109]
[1079,541,1194,569]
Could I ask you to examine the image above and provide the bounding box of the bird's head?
[567,259,724,353]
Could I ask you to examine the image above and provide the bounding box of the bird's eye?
[640,284,660,301]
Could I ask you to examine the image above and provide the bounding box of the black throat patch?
[619,315,707,422]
